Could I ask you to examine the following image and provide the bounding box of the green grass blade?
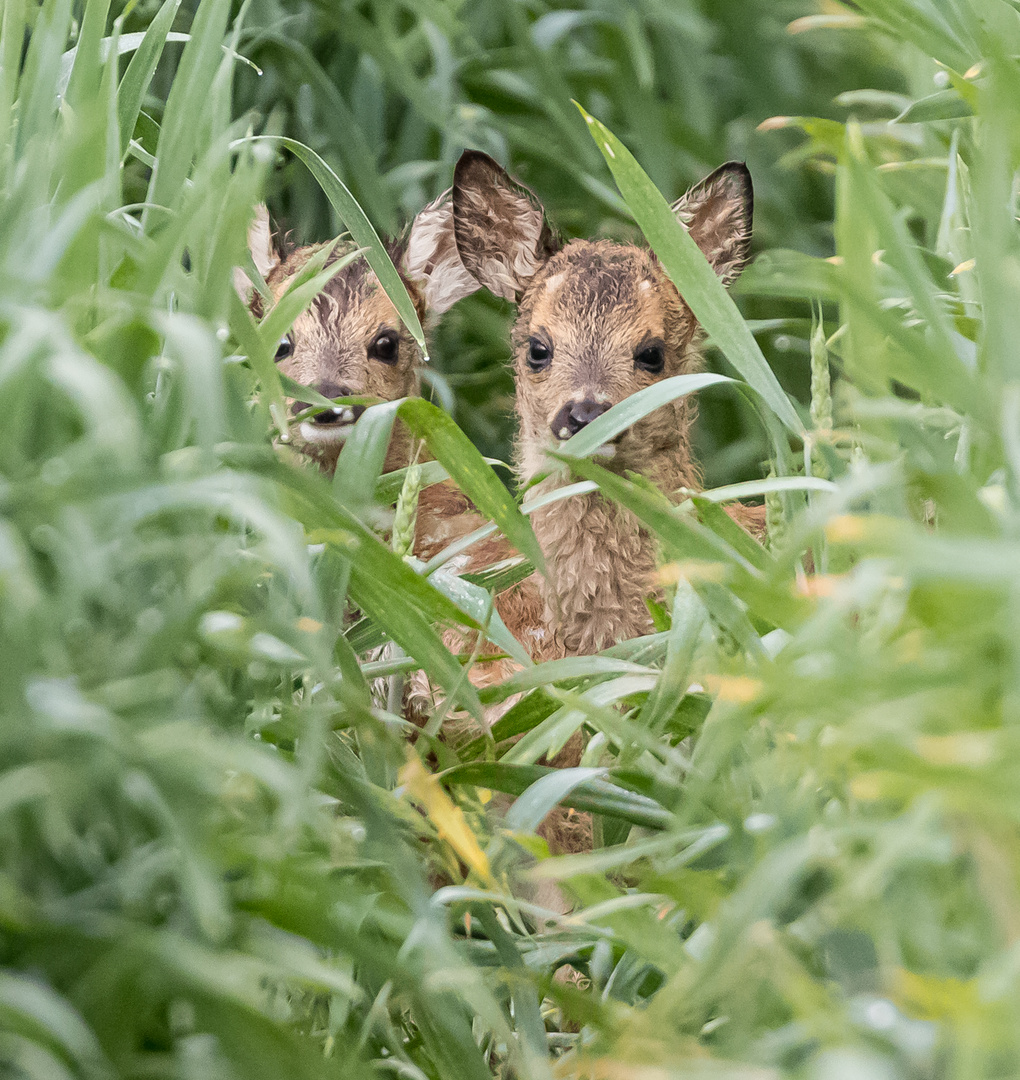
[376,458,508,504]
[228,290,288,436]
[504,766,608,832]
[241,135,427,357]
[146,0,232,217]
[396,397,547,577]
[442,762,673,830]
[62,0,112,110]
[556,372,734,459]
[638,581,706,735]
[16,0,73,156]
[333,400,401,511]
[117,0,184,155]
[256,245,364,353]
[347,567,484,721]
[426,564,532,667]
[575,101,804,436]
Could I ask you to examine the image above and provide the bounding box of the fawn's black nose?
[550,399,612,440]
[292,382,366,424]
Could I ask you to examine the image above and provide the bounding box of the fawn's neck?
[527,440,699,656]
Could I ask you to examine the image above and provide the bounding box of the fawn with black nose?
[450,150,756,658]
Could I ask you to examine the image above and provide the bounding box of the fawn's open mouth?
[294,404,366,445]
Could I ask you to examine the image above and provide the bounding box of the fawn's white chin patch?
[298,418,355,445]
[592,443,617,460]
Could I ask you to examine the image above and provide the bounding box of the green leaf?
[16,0,73,155]
[691,476,837,503]
[502,674,658,765]
[894,88,973,123]
[557,455,751,570]
[505,766,609,832]
[425,563,532,667]
[145,0,232,216]
[228,290,288,436]
[691,496,773,573]
[347,566,484,721]
[333,400,401,511]
[457,690,560,762]
[376,459,509,505]
[62,0,111,112]
[477,656,657,705]
[575,102,804,435]
[257,244,365,355]
[117,4,185,155]
[396,397,547,577]
[639,582,707,736]
[555,372,734,459]
[240,135,427,356]
[442,762,673,830]
[275,372,340,411]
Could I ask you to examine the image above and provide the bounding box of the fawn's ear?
[452,150,556,301]
[233,204,278,303]
[402,188,481,315]
[671,162,753,287]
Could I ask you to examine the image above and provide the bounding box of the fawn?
[448,150,758,659]
[236,196,503,584]
[235,197,479,476]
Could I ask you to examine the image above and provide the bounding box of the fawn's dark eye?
[527,338,552,372]
[369,330,399,364]
[634,342,665,373]
[275,335,293,362]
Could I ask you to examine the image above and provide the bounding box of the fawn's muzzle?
[294,382,366,426]
[550,399,612,440]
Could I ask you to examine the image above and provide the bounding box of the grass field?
[3,1,1020,1078]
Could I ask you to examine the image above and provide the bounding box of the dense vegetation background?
[4,1,1020,1078]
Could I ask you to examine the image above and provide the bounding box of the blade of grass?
[442,762,673,830]
[117,1,184,156]
[556,372,734,459]
[145,0,232,219]
[575,102,803,436]
[396,397,547,577]
[239,135,427,357]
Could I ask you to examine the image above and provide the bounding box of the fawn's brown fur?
[449,150,760,661]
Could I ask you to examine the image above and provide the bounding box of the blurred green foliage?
[7,0,1020,1078]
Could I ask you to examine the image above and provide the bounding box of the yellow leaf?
[825,514,869,544]
[949,258,975,276]
[893,967,980,1021]
[703,674,762,704]
[915,732,996,767]
[656,560,727,586]
[850,772,886,801]
[399,756,492,885]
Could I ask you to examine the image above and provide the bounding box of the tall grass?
[5,1,1020,1079]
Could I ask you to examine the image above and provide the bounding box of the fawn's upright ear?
[233,203,279,303]
[671,162,753,287]
[451,150,557,301]
[401,188,481,315]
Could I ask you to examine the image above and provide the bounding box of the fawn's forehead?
[269,244,400,336]
[524,239,671,341]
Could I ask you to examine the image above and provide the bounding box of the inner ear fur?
[451,150,558,301]
[671,162,753,287]
[233,203,279,307]
[401,188,481,315]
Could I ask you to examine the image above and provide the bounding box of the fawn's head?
[450,151,752,480]
[238,196,478,470]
